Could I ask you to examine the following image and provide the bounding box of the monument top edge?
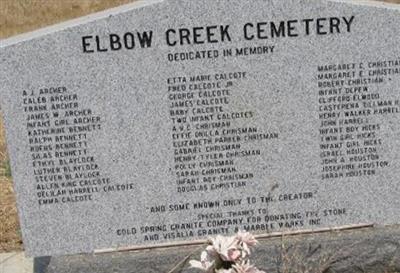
[0,0,398,49]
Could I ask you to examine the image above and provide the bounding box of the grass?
[0,0,399,254]
[0,0,136,39]
[1,160,12,179]
[0,115,23,252]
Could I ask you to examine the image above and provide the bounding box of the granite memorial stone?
[0,0,399,257]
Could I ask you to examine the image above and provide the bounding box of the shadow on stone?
[34,256,51,273]
[40,225,400,273]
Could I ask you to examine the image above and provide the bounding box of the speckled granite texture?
[1,0,399,257]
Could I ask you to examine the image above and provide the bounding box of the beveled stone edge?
[329,0,400,10]
[1,0,399,49]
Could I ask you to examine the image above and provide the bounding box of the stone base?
[35,225,400,273]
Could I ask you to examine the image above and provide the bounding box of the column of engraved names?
[22,86,110,206]
[317,59,400,180]
[167,71,279,193]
